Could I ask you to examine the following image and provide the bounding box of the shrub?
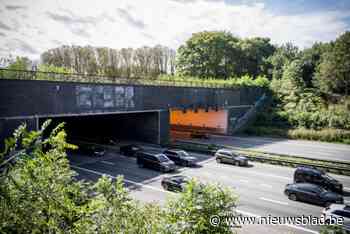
[0,121,240,233]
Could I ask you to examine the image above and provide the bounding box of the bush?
[166,179,238,233]
[244,126,350,144]
[158,74,270,88]
[0,121,239,233]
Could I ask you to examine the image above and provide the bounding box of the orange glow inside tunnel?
[170,109,228,133]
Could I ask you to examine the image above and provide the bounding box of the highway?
[69,150,350,234]
[187,135,350,162]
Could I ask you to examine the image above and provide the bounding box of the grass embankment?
[244,126,350,144]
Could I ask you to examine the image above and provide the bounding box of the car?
[190,131,210,139]
[323,204,350,231]
[163,149,196,167]
[77,145,106,157]
[136,151,176,172]
[161,175,191,192]
[294,166,343,193]
[284,183,343,207]
[120,144,143,157]
[215,149,248,166]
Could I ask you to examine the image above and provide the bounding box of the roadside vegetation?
[0,121,238,233]
[1,30,350,143]
[172,141,350,176]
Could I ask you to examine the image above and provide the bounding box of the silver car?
[322,204,350,232]
[215,149,248,166]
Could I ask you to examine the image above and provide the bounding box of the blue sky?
[0,0,349,59]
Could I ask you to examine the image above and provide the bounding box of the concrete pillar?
[158,110,170,145]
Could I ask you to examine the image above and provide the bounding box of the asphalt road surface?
[188,135,350,162]
[69,149,350,234]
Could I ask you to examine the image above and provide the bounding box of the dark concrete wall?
[0,117,38,143]
[226,106,252,135]
[159,110,170,145]
[0,79,264,118]
[0,79,264,146]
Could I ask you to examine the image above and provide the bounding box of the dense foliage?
[0,121,238,233]
[41,45,176,78]
[176,31,275,78]
[244,31,350,143]
[159,74,270,88]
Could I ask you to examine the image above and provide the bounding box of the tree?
[166,180,238,233]
[315,31,350,95]
[239,37,275,77]
[267,43,300,80]
[1,121,239,233]
[7,56,32,70]
[176,31,241,78]
[299,42,332,87]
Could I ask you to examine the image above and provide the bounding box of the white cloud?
[0,0,349,59]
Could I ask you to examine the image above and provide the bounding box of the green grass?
[244,126,350,144]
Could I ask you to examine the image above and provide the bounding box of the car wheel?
[216,158,221,163]
[289,193,297,201]
[163,183,168,191]
[235,161,240,166]
[324,202,332,207]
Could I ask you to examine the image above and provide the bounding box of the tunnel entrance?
[170,108,227,139]
[39,111,166,145]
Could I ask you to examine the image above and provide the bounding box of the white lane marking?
[236,171,290,181]
[260,197,289,206]
[239,179,249,183]
[71,165,172,194]
[100,160,115,165]
[73,165,318,234]
[236,209,319,234]
[333,175,350,180]
[260,183,273,188]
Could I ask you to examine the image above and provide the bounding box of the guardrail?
[172,140,350,176]
[0,68,237,89]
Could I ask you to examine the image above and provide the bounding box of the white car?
[323,204,350,232]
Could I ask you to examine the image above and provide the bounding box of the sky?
[0,0,349,60]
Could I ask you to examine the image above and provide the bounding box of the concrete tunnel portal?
[38,107,229,146]
[39,110,169,145]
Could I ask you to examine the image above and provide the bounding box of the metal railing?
[0,68,237,89]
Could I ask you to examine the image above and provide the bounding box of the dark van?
[294,166,343,193]
[136,151,176,172]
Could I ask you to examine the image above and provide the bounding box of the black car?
[294,166,343,193]
[120,144,143,157]
[284,183,343,207]
[136,151,176,172]
[215,149,248,166]
[77,145,106,157]
[163,149,196,167]
[161,175,191,192]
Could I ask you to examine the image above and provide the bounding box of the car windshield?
[157,154,170,162]
[178,151,189,157]
[322,174,335,181]
[316,187,327,194]
[176,177,190,184]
